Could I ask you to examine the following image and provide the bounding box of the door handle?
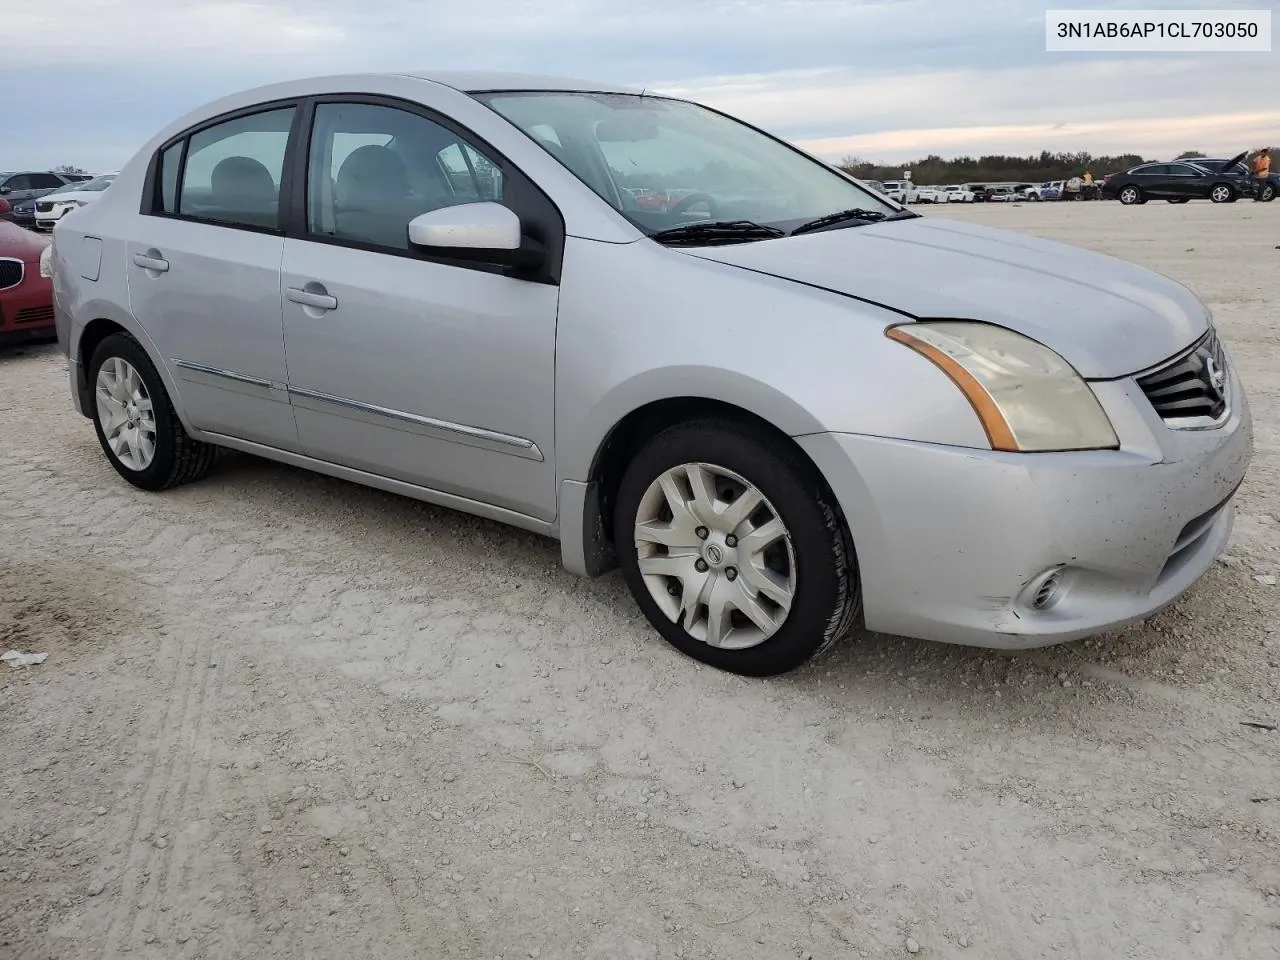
[132,253,169,272]
[286,286,338,311]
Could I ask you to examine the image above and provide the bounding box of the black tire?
[613,419,860,677]
[1259,184,1275,202]
[1118,185,1142,205]
[88,332,217,491]
[1209,183,1234,204]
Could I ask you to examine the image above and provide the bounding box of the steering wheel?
[667,191,718,219]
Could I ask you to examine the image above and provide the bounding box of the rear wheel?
[1118,185,1142,205]
[89,332,217,491]
[1210,183,1234,203]
[614,420,860,676]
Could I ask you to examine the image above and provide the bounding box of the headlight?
[886,321,1118,452]
[39,244,52,278]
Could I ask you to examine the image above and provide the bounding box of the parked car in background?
[1013,183,1041,201]
[0,171,86,204]
[1040,181,1064,200]
[1101,161,1249,205]
[941,185,975,203]
[880,180,914,203]
[962,184,991,201]
[859,179,887,196]
[1188,154,1276,202]
[1,218,54,346]
[986,185,1017,202]
[6,197,38,229]
[912,186,944,204]
[52,70,1252,676]
[34,174,118,230]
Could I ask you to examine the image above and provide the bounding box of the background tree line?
[836,148,1272,184]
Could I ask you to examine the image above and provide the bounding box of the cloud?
[7,1,345,64]
[2,0,1278,169]
[657,56,1280,160]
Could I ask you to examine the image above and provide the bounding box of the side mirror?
[0,186,10,195]
[408,202,544,270]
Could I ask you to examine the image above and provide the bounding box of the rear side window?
[176,107,295,229]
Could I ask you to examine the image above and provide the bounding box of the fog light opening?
[1029,568,1065,611]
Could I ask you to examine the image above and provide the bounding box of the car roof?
[400,70,640,94]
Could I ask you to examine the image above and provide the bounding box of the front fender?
[554,236,990,485]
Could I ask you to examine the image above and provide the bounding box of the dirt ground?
[1,200,1278,960]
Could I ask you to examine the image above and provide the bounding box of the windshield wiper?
[649,220,785,246]
[790,208,918,236]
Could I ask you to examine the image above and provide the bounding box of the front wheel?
[89,332,217,491]
[1118,185,1142,205]
[1210,184,1234,203]
[1258,184,1276,202]
[614,420,860,676]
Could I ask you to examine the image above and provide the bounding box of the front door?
[280,99,560,521]
[126,105,300,450]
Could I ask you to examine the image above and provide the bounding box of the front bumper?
[798,369,1253,649]
[0,270,55,345]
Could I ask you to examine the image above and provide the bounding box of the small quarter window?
[159,142,183,213]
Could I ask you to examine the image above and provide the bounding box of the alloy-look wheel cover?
[1212,185,1231,202]
[95,357,157,471]
[633,462,797,650]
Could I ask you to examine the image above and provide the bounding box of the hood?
[1225,151,1248,169]
[684,217,1208,378]
[41,189,97,204]
[0,221,51,262]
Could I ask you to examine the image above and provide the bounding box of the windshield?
[48,175,113,196]
[477,91,897,235]
[77,176,115,192]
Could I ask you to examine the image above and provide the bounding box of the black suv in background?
[0,171,88,204]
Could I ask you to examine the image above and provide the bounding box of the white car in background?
[880,180,915,203]
[34,174,117,230]
[941,185,975,203]
[912,186,944,204]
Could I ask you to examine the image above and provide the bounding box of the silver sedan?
[50,71,1252,675]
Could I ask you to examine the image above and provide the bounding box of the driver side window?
[306,102,506,251]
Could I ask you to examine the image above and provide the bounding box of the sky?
[3,0,1278,173]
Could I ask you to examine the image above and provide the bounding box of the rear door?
[125,103,301,450]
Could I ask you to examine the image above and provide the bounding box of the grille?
[35,201,54,214]
[15,305,54,326]
[0,258,22,291]
[1136,331,1228,426]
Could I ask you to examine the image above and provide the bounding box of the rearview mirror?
[407,202,544,270]
[595,117,659,142]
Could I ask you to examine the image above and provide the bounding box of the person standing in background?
[1254,149,1272,200]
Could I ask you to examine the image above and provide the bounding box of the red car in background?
[0,217,54,346]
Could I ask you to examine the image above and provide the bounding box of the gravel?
[1,202,1278,959]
